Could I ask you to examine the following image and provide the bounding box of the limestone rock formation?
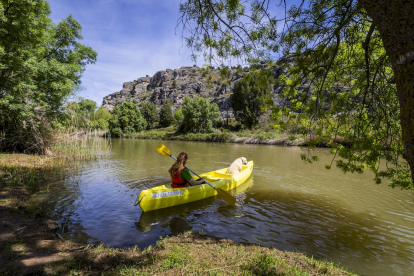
[101,64,289,120]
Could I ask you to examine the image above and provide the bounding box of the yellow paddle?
[156,144,236,206]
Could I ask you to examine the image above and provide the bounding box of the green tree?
[93,106,112,130]
[140,102,159,129]
[180,96,221,133]
[179,0,414,189]
[95,106,112,121]
[108,101,147,137]
[174,108,184,127]
[231,71,273,129]
[65,97,97,128]
[0,0,97,153]
[66,98,97,117]
[159,101,174,127]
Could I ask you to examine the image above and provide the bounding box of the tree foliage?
[93,107,111,130]
[174,108,184,127]
[0,0,97,153]
[63,99,113,130]
[180,96,221,133]
[66,97,97,117]
[179,0,414,189]
[95,106,112,121]
[159,101,174,127]
[65,97,97,128]
[140,101,159,129]
[108,101,147,137]
[231,71,273,128]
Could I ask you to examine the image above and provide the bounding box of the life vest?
[171,167,189,188]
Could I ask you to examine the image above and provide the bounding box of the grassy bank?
[0,131,109,193]
[38,232,356,276]
[0,153,65,194]
[125,127,307,146]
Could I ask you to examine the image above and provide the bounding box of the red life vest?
[171,167,189,188]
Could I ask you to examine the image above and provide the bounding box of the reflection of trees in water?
[42,167,88,242]
[241,188,413,276]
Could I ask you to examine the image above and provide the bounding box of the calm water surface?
[44,139,414,276]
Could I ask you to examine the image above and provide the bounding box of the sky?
[48,0,289,106]
[48,0,195,106]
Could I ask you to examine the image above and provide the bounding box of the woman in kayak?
[169,152,205,188]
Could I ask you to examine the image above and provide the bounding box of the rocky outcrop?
[101,64,290,120]
[102,65,251,118]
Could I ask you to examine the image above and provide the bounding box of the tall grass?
[51,129,111,161]
[0,125,111,193]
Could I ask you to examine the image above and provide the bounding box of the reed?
[0,125,111,192]
[51,128,111,161]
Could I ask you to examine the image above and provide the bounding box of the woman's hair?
[169,152,188,176]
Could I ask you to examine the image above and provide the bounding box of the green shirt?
[181,168,192,181]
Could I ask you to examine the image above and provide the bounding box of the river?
[43,139,414,276]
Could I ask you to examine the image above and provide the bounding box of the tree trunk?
[361,0,414,186]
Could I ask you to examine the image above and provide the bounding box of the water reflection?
[43,139,414,276]
[135,176,254,233]
[135,197,216,233]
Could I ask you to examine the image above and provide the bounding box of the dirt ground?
[0,187,78,274]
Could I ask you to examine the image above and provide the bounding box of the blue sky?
[48,0,195,106]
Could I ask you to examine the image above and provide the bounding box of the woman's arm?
[188,177,205,186]
[182,168,205,186]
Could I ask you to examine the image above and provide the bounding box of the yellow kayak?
[137,161,254,212]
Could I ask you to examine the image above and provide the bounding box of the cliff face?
[102,63,290,119]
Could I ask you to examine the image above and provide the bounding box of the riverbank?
[125,127,310,146]
[0,153,356,275]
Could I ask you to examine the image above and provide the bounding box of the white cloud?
[48,0,194,105]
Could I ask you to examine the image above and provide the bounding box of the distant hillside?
[101,60,293,120]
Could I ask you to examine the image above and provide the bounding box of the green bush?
[110,127,122,138]
[140,102,159,129]
[179,97,221,133]
[174,108,184,127]
[95,107,112,120]
[159,101,174,127]
[231,71,273,129]
[108,101,147,136]
[93,118,109,130]
[90,107,112,130]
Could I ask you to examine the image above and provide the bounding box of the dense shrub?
[140,102,159,129]
[108,101,147,136]
[174,109,184,127]
[92,107,112,130]
[179,97,221,133]
[159,101,174,127]
[231,71,273,129]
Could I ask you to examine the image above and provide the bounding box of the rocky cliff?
[102,61,291,120]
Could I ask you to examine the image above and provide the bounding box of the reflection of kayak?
[135,197,215,232]
[137,161,254,212]
[136,176,255,232]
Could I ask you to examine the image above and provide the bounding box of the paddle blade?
[156,144,171,156]
[215,188,236,206]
